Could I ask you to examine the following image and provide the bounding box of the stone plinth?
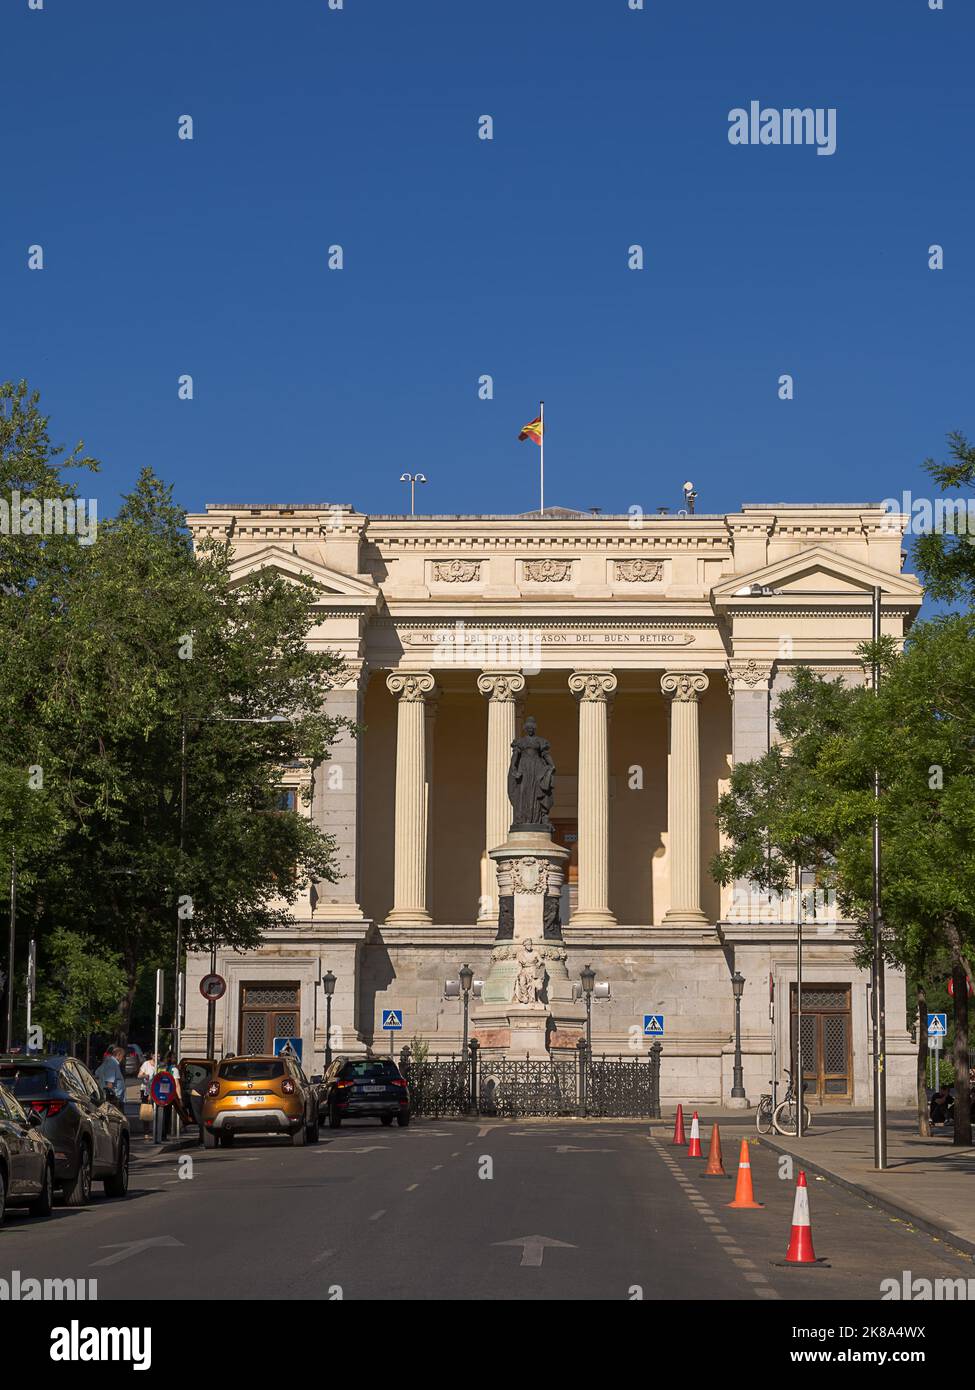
[472,828,586,1055]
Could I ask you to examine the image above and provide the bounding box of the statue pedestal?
[472,829,587,1056]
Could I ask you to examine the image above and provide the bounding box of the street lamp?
[459,963,473,1111]
[580,963,596,1058]
[322,969,336,1069]
[399,472,427,516]
[731,971,746,1100]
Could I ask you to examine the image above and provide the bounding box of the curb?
[758,1134,975,1262]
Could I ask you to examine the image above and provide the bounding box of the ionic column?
[661,671,709,925]
[568,671,617,927]
[476,672,525,925]
[385,672,436,925]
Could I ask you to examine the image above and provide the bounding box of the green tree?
[712,622,975,1144]
[1,385,352,1040]
[33,929,128,1056]
[912,431,975,605]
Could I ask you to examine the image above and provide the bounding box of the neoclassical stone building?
[182,500,922,1107]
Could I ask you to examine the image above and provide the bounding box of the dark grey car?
[0,1082,55,1225]
[0,1055,129,1206]
[321,1057,411,1127]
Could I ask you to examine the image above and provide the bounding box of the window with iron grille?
[239,984,300,1055]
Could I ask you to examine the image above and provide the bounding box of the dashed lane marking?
[649,1138,780,1301]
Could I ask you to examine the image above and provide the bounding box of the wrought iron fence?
[400,1043,661,1119]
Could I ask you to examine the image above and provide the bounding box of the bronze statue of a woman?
[507,716,556,831]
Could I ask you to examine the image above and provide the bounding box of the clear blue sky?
[3,0,972,529]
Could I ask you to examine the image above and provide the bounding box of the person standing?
[138,1052,156,1139]
[95,1047,126,1110]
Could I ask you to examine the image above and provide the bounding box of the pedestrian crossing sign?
[382,1009,403,1031]
[643,1014,664,1037]
[927,1013,947,1038]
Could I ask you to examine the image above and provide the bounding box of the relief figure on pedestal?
[507,716,555,830]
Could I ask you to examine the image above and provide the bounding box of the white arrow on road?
[91,1236,184,1267]
[493,1235,577,1268]
[553,1145,616,1153]
[318,1145,389,1154]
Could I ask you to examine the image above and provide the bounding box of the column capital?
[568,670,618,702]
[386,671,435,702]
[660,671,709,703]
[724,659,773,694]
[330,659,369,690]
[476,671,526,702]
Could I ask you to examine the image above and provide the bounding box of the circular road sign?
[200,973,227,1002]
[150,1070,177,1107]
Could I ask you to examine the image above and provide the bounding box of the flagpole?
[539,399,545,515]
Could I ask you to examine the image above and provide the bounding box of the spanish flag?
[518,415,543,446]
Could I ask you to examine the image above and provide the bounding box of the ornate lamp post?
[322,969,336,1070]
[459,963,473,1114]
[459,963,473,1059]
[580,963,596,1058]
[731,970,746,1100]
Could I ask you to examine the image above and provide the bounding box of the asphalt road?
[1,1118,972,1301]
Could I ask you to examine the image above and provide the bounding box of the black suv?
[321,1057,411,1128]
[0,1055,130,1206]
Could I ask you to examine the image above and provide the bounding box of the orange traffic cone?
[785,1170,818,1263]
[727,1139,763,1208]
[672,1104,686,1146]
[687,1111,702,1158]
[703,1123,726,1176]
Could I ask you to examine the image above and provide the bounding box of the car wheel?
[396,1113,411,1128]
[219,1131,235,1148]
[292,1123,307,1147]
[28,1161,55,1218]
[328,1104,342,1129]
[62,1141,93,1207]
[380,1115,394,1126]
[306,1115,320,1144]
[0,1165,6,1226]
[103,1136,129,1198]
[203,1129,219,1150]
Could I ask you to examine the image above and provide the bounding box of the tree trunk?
[117,946,139,1046]
[916,984,931,1138]
[946,924,972,1146]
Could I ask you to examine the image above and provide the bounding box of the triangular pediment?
[711,545,922,605]
[226,545,379,603]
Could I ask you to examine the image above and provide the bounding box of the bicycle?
[755,1084,775,1135]
[771,1069,811,1137]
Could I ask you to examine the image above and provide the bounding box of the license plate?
[362,1085,385,1093]
[236,1094,265,1106]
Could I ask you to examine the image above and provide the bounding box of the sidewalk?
[754,1110,975,1259]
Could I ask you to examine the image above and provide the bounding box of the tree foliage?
[0,383,351,1041]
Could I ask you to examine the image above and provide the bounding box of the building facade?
[182,501,922,1107]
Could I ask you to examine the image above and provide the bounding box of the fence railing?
[400,1042,662,1119]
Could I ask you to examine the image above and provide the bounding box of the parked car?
[0,1081,56,1226]
[122,1044,144,1078]
[201,1054,319,1148]
[321,1056,411,1128]
[0,1055,130,1206]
